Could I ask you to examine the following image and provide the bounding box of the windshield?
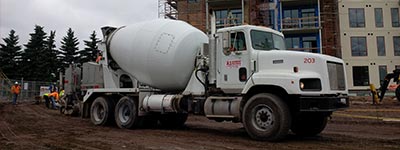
[250,30,286,51]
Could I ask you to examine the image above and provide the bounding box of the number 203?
[304,58,315,63]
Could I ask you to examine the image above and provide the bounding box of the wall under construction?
[160,0,341,58]
[320,0,340,57]
[175,0,207,32]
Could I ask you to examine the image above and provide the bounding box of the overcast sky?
[0,0,159,49]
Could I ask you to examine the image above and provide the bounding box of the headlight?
[300,82,305,89]
[299,78,322,91]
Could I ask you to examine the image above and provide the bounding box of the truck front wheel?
[291,113,328,136]
[114,96,142,129]
[242,93,291,141]
[90,96,115,126]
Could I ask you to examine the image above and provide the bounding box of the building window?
[188,0,198,3]
[394,36,400,56]
[302,36,318,53]
[285,37,300,50]
[351,37,367,56]
[231,9,243,25]
[352,66,369,86]
[284,9,298,18]
[391,8,400,27]
[349,8,365,27]
[283,9,299,28]
[301,8,316,28]
[215,9,242,29]
[374,8,383,27]
[379,66,387,85]
[376,36,385,56]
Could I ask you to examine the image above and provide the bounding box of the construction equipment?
[62,19,349,141]
[370,69,400,104]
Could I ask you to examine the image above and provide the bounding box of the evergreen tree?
[0,30,22,79]
[21,25,48,81]
[80,31,100,64]
[59,28,79,69]
[44,30,59,81]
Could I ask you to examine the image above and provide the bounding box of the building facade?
[160,0,341,57]
[338,0,400,90]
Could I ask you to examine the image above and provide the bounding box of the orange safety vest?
[48,92,59,101]
[11,85,21,94]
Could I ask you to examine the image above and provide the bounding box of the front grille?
[327,61,346,90]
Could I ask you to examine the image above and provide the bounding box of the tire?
[242,93,291,141]
[114,96,142,129]
[159,113,188,129]
[90,96,115,126]
[59,99,67,115]
[291,113,328,136]
[60,106,66,115]
[396,86,400,102]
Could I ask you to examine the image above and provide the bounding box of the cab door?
[216,31,250,93]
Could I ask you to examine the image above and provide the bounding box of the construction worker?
[48,91,59,109]
[43,93,50,108]
[95,52,102,63]
[49,83,57,93]
[59,89,64,97]
[11,82,21,105]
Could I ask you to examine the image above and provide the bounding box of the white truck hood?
[244,50,347,95]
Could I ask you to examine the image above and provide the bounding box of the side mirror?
[222,32,229,49]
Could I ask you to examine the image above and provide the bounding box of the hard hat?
[15,81,18,84]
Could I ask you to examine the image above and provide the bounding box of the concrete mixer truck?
[62,19,349,141]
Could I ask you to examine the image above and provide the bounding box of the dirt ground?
[1,96,399,150]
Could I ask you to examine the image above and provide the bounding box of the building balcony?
[215,17,242,29]
[280,16,320,33]
[280,0,318,7]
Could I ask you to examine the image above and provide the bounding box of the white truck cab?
[69,20,348,141]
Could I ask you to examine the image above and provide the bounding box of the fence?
[0,79,53,102]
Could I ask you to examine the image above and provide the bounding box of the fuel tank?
[109,19,208,91]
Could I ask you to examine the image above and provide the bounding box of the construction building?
[159,0,341,57]
[338,0,400,90]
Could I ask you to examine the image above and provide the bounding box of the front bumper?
[298,95,349,112]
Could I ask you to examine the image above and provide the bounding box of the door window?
[230,32,246,51]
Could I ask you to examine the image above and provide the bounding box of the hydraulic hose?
[195,68,209,96]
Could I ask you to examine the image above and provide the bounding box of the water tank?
[109,19,208,91]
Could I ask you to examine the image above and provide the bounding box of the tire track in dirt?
[1,98,400,150]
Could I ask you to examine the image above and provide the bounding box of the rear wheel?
[291,113,328,136]
[114,96,142,129]
[242,93,291,141]
[90,96,115,126]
